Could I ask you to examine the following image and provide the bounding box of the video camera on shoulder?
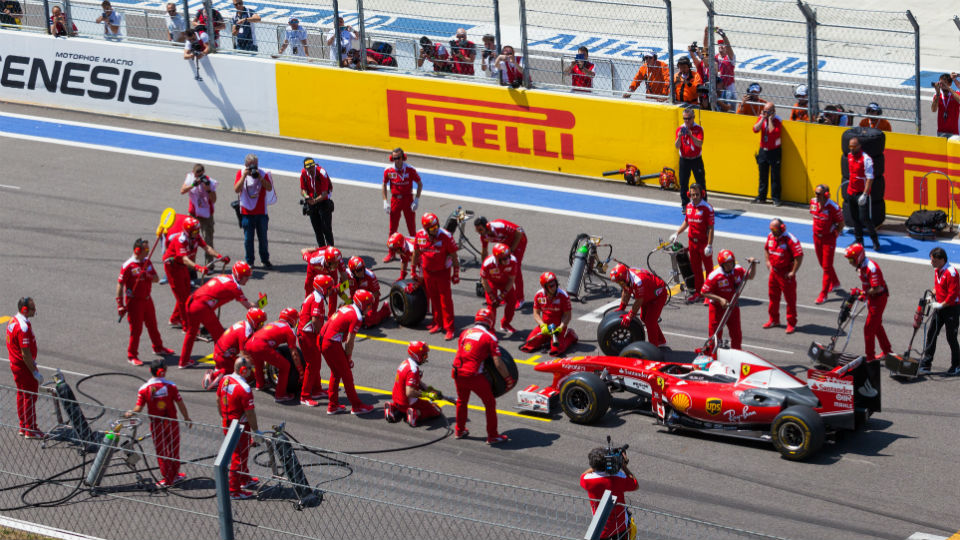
[602,435,629,475]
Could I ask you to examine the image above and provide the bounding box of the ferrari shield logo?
[705,397,722,415]
[741,364,751,378]
[656,377,665,390]
[464,342,473,352]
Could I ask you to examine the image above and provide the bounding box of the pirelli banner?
[0,32,280,135]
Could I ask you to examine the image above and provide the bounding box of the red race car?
[516,344,881,460]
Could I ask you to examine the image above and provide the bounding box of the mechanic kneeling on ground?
[452,308,513,444]
[243,308,303,403]
[480,243,521,337]
[206,307,266,390]
[521,272,578,356]
[346,256,391,327]
[580,447,638,540]
[385,341,443,427]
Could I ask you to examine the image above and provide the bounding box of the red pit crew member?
[163,216,225,327]
[117,238,174,366]
[475,216,528,307]
[205,308,266,390]
[669,183,714,303]
[385,341,442,427]
[382,147,423,261]
[179,261,256,368]
[521,272,578,356]
[386,233,415,280]
[452,308,513,444]
[125,360,192,488]
[413,213,460,341]
[298,275,334,407]
[921,247,960,376]
[763,219,802,334]
[6,298,43,439]
[301,246,345,315]
[480,243,520,336]
[609,264,668,347]
[346,257,391,327]
[217,356,260,500]
[845,244,892,360]
[244,308,303,403]
[701,250,756,350]
[809,184,844,304]
[319,290,376,415]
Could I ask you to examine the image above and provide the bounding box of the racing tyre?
[771,406,825,461]
[597,309,646,356]
[389,279,428,327]
[619,341,664,362]
[484,347,519,397]
[840,182,886,229]
[568,233,590,267]
[559,372,611,424]
[271,345,303,397]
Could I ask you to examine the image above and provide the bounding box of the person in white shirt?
[326,16,358,65]
[278,18,308,57]
[480,33,497,79]
[181,163,218,265]
[183,28,210,60]
[164,2,185,42]
[95,0,121,40]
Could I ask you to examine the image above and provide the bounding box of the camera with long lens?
[688,41,697,52]
[602,435,629,475]
[299,198,310,216]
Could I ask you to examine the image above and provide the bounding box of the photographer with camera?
[50,5,77,37]
[737,83,765,116]
[624,52,668,101]
[448,28,476,76]
[234,153,275,268]
[675,107,706,208]
[495,45,526,88]
[791,85,810,122]
[183,28,210,60]
[672,56,701,105]
[932,73,960,138]
[480,34,497,79]
[860,102,891,132]
[326,17,358,65]
[580,443,637,540]
[752,102,783,206]
[816,104,851,127]
[180,163,218,265]
[690,27,736,104]
[562,46,595,92]
[418,36,451,73]
[95,0,121,40]
[300,157,334,248]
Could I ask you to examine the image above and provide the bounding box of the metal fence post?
[332,0,342,67]
[357,0,367,69]
[204,0,216,52]
[63,0,74,38]
[215,420,242,540]
[665,0,675,104]
[518,0,530,89]
[583,490,616,540]
[702,0,716,111]
[798,1,818,121]
[492,0,501,54]
[906,10,920,134]
[180,0,189,32]
[42,0,51,34]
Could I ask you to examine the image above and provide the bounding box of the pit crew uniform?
[480,253,520,326]
[855,257,892,360]
[580,469,638,540]
[217,373,255,495]
[319,304,367,412]
[297,291,326,401]
[414,228,458,336]
[452,323,501,439]
[163,230,208,326]
[921,264,960,372]
[478,220,528,304]
[212,320,254,379]
[764,231,802,328]
[135,377,184,485]
[388,357,441,423]
[302,248,345,315]
[244,321,299,399]
[389,235,415,279]
[179,275,250,367]
[682,199,714,294]
[702,264,748,349]
[118,254,168,361]
[383,162,421,236]
[810,196,844,299]
[623,268,668,347]
[521,286,578,355]
[347,268,391,327]
[6,313,40,436]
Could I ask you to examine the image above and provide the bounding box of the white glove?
[858,194,868,206]
[382,200,390,214]
[411,198,419,211]
[33,370,43,384]
[668,233,677,243]
[930,301,944,311]
[703,244,713,257]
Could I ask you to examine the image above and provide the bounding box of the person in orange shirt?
[672,57,701,105]
[624,52,668,101]
[859,102,892,132]
[737,83,766,116]
[791,84,810,122]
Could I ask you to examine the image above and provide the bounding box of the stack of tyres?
[840,127,885,228]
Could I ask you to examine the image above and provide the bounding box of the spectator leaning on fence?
[96,1,121,40]
[563,46,595,92]
[50,5,77,37]
[183,28,210,60]
[164,2,185,42]
[480,34,497,79]
[449,28,476,76]
[326,17,358,64]
[860,102,891,132]
[194,6,224,47]
[932,73,960,138]
[791,84,810,122]
[624,52,668,101]
[0,0,22,28]
[495,45,525,88]
[231,0,259,52]
[753,102,783,207]
[418,36,450,73]
[673,56,701,106]
[278,18,308,57]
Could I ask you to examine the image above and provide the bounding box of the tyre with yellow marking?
[771,406,825,461]
[559,372,611,424]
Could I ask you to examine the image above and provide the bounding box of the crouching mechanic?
[244,308,303,403]
[179,261,257,368]
[386,233,415,280]
[413,213,460,340]
[346,256,391,327]
[298,275,335,406]
[320,290,376,415]
[580,447,638,540]
[480,243,520,336]
[475,216,528,308]
[669,183,714,304]
[609,264,668,347]
[217,356,260,500]
[521,272,578,355]
[163,216,226,327]
[701,250,756,350]
[452,308,514,444]
[385,341,443,427]
[125,360,193,488]
[301,245,345,314]
[203,307,266,390]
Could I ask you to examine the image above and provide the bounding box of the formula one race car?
[516,344,881,460]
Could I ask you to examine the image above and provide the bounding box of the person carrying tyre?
[217,356,260,500]
[845,243,891,361]
[669,183,713,304]
[301,246,346,315]
[763,219,802,334]
[117,238,174,366]
[701,250,756,350]
[845,137,880,250]
[319,290,376,415]
[480,243,520,337]
[205,307,266,390]
[452,308,513,444]
[385,341,443,427]
[298,275,335,406]
[243,308,303,403]
[179,261,258,368]
[413,213,460,341]
[475,217,528,308]
[810,184,844,304]
[609,263,668,347]
[382,148,423,262]
[346,256,392,328]
[163,216,226,328]
[521,272,578,356]
[920,247,960,376]
[386,232,416,280]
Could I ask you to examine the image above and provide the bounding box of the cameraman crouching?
[581,447,638,540]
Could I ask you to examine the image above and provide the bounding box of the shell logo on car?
[669,392,691,413]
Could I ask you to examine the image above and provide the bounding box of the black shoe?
[262,261,273,269]
[870,236,880,251]
[773,199,783,207]
[946,366,960,376]
[855,237,864,246]
[751,197,766,204]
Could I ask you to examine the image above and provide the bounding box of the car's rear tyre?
[619,341,663,362]
[771,406,825,461]
[597,309,646,356]
[559,372,611,424]
[390,279,428,327]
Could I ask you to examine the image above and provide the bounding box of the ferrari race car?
[516,343,882,460]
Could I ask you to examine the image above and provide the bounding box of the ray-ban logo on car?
[386,90,575,160]
[705,397,722,416]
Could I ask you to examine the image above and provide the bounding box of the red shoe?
[829,281,841,293]
[454,429,470,439]
[351,404,375,415]
[703,297,710,306]
[309,393,325,400]
[153,347,175,355]
[785,324,797,334]
[444,330,455,341]
[242,477,260,490]
[156,478,171,489]
[128,357,144,366]
[685,293,702,305]
[327,404,347,415]
[174,472,187,484]
[486,434,509,445]
[382,253,395,263]
[815,293,827,305]
[168,320,183,329]
[22,429,45,440]
[275,394,297,403]
[178,360,196,369]
[762,319,779,329]
[427,324,441,334]
[499,321,516,338]
[300,399,321,407]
